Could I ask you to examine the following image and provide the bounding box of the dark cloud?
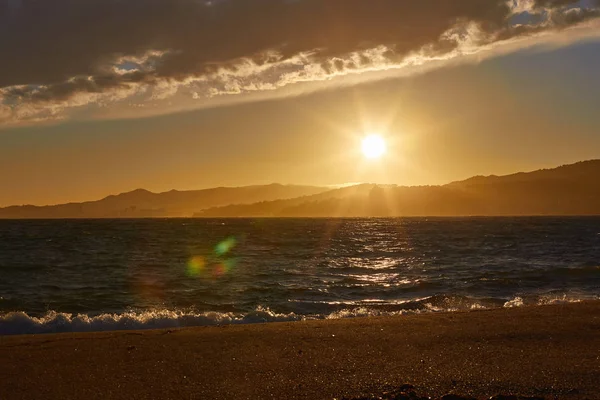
[1,0,599,121]
[533,0,580,7]
[495,1,600,41]
[0,0,511,87]
[3,71,152,104]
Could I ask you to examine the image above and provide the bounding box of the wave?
[1,294,595,335]
[0,307,305,336]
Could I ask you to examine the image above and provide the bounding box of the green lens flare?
[187,237,239,279]
[215,237,237,256]
[223,257,238,272]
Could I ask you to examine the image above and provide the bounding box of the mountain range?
[1,160,599,218]
[0,185,328,219]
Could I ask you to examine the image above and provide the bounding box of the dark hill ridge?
[2,160,599,218]
[448,160,600,187]
[0,184,328,219]
[196,160,600,217]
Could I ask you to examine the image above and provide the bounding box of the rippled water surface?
[1,218,599,334]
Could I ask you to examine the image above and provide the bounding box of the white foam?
[503,294,595,308]
[536,294,585,305]
[503,296,524,308]
[1,295,595,335]
[0,307,305,335]
[1,306,429,335]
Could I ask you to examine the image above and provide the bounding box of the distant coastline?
[1,160,600,218]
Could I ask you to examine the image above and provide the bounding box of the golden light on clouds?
[1,0,600,126]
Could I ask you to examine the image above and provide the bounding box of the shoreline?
[3,295,598,336]
[2,301,599,399]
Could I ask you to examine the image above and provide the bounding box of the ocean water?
[0,217,599,335]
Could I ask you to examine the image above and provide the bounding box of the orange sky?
[1,1,600,206]
[2,40,600,207]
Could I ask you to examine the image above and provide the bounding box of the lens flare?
[186,237,240,279]
[187,256,206,277]
[131,274,166,306]
[213,263,226,278]
[215,237,237,256]
[223,257,238,272]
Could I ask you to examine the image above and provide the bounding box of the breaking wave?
[1,294,594,335]
[0,307,305,335]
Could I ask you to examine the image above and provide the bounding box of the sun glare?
[361,134,386,159]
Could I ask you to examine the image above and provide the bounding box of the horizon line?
[1,158,598,209]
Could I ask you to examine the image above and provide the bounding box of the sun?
[361,134,386,159]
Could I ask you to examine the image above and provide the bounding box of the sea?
[1,217,599,335]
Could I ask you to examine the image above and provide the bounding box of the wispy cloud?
[1,0,599,125]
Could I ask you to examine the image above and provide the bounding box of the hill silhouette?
[195,160,600,217]
[0,184,328,219]
[2,160,599,218]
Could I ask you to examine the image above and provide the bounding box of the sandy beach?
[1,302,599,400]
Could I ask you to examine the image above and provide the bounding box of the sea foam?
[0,308,307,335]
[1,294,593,335]
[1,307,421,335]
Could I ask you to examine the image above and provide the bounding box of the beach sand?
[1,302,599,400]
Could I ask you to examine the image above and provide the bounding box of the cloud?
[1,0,599,125]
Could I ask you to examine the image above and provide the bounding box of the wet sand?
[1,302,599,400]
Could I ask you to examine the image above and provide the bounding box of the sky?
[1,0,600,206]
